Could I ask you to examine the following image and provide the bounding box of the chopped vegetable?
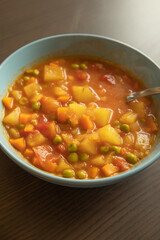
[113,157,130,171]
[2,97,14,109]
[79,138,98,155]
[26,132,47,147]
[88,167,99,178]
[72,86,97,103]
[101,164,119,176]
[91,155,105,166]
[97,124,122,145]
[120,111,137,124]
[41,96,60,114]
[9,137,26,152]
[9,128,20,138]
[19,113,33,124]
[93,108,113,127]
[80,115,95,130]
[80,63,87,70]
[44,64,66,82]
[24,83,41,98]
[57,107,68,123]
[3,107,20,126]
[57,96,71,103]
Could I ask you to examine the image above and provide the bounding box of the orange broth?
[2,57,158,179]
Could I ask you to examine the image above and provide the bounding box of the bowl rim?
[1,33,160,186]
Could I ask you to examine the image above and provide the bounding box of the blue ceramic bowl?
[0,34,160,188]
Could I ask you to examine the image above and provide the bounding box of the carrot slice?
[24,148,34,157]
[57,107,68,122]
[19,113,32,124]
[2,97,14,109]
[24,123,34,132]
[88,167,99,178]
[42,161,57,173]
[101,164,119,177]
[80,115,94,130]
[57,96,71,103]
[9,137,26,151]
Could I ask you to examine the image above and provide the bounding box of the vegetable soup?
[2,57,158,179]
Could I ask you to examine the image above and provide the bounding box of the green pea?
[32,69,39,76]
[114,120,120,126]
[17,124,25,130]
[126,153,138,164]
[19,97,28,105]
[51,115,57,121]
[32,102,41,110]
[79,153,89,161]
[68,153,78,163]
[71,64,79,69]
[53,135,62,145]
[111,146,121,154]
[77,170,87,179]
[68,143,78,152]
[23,76,30,82]
[63,169,74,178]
[69,101,77,104]
[80,63,87,70]
[120,124,130,133]
[100,146,110,153]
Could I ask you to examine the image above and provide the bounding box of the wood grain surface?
[0,0,160,239]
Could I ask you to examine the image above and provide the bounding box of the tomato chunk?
[33,145,60,163]
[113,157,130,171]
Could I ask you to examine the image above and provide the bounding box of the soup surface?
[2,57,158,179]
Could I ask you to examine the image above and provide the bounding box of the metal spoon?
[126,87,160,102]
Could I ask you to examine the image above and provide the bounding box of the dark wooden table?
[0,0,160,239]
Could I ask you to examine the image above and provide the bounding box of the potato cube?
[91,155,105,166]
[11,90,22,101]
[69,103,86,119]
[24,83,41,98]
[72,86,98,103]
[129,102,146,118]
[120,111,137,124]
[79,138,98,155]
[56,158,72,173]
[3,107,20,126]
[97,124,122,145]
[53,87,67,96]
[26,131,47,147]
[93,108,113,127]
[44,64,66,82]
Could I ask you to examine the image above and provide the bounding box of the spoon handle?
[126,87,160,102]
